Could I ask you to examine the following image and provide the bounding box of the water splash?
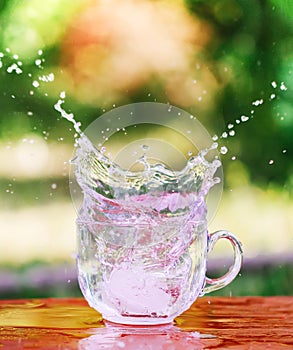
[54,92,82,135]
[217,80,288,157]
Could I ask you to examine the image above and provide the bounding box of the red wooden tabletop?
[0,297,292,349]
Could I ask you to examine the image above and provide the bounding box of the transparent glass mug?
[71,103,243,325]
[76,198,243,325]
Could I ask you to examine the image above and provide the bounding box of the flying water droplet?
[280,82,287,91]
[220,146,228,154]
[32,80,40,88]
[240,115,249,122]
[35,59,42,66]
[252,99,264,106]
[7,63,22,74]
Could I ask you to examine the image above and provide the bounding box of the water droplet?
[60,91,66,99]
[141,145,149,151]
[220,146,228,154]
[229,130,235,136]
[271,81,277,88]
[270,93,276,100]
[212,135,218,141]
[32,80,40,88]
[27,111,33,116]
[280,82,287,91]
[231,156,236,160]
[39,73,54,82]
[235,119,240,124]
[51,183,57,190]
[241,115,249,122]
[35,59,42,66]
[252,99,263,106]
[29,90,34,95]
[228,123,234,129]
[221,132,228,138]
[188,151,193,157]
[38,49,43,55]
[282,149,287,154]
[7,63,22,74]
[269,159,274,165]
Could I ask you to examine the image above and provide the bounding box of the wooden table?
[0,297,292,349]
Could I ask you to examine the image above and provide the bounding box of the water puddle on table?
[79,322,220,350]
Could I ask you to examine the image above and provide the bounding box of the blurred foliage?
[0,0,292,186]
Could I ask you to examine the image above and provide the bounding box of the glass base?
[103,313,174,326]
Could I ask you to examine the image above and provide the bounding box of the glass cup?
[76,198,242,325]
[71,102,243,325]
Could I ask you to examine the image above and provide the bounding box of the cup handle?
[203,230,243,294]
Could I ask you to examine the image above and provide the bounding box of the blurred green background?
[0,0,292,299]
